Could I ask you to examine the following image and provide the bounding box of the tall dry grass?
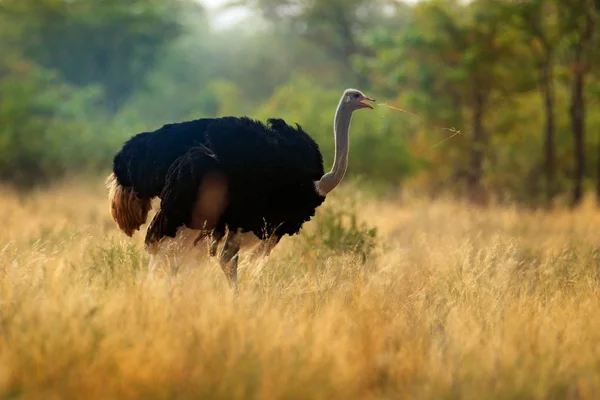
[1,179,600,399]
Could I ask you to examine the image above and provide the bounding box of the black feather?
[112,116,326,244]
[113,118,215,198]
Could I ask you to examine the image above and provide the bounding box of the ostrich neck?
[315,104,353,196]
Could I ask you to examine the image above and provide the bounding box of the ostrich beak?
[358,96,376,109]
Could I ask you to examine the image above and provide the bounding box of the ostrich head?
[341,89,376,111]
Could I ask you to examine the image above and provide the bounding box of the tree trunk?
[540,59,557,204]
[596,128,600,202]
[570,61,586,207]
[468,88,487,204]
[570,7,594,208]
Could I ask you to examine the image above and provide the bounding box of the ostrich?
[106,88,375,288]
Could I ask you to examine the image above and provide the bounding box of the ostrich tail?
[106,173,152,236]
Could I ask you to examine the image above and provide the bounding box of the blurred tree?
[0,56,105,186]
[206,26,319,99]
[120,23,314,125]
[0,0,191,113]
[508,0,563,204]
[592,49,600,202]
[0,0,597,202]
[367,0,524,203]
[556,0,599,206]
[230,0,407,86]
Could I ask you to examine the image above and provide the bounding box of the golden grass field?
[1,178,600,399]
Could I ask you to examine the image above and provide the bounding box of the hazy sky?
[200,0,251,28]
[200,0,420,29]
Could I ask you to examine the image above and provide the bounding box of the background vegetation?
[1,0,598,206]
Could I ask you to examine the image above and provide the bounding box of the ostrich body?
[107,88,374,287]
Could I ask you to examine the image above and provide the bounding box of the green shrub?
[0,57,107,187]
[303,203,377,261]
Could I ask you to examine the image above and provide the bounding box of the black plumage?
[111,116,326,248]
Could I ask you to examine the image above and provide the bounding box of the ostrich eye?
[353,93,361,99]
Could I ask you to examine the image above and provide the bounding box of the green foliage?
[0,57,110,186]
[303,203,377,259]
[0,0,188,112]
[0,0,598,206]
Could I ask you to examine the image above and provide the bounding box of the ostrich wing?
[144,145,227,247]
[113,118,215,199]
